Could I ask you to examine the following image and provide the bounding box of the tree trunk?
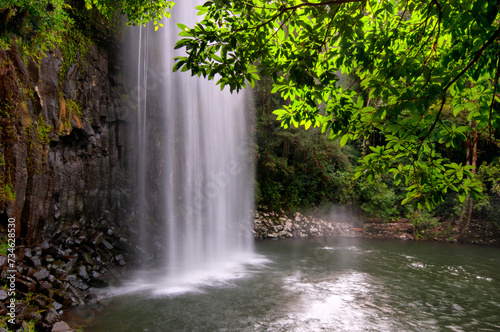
[362,96,371,157]
[459,121,478,241]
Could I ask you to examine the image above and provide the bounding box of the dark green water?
[79,239,500,331]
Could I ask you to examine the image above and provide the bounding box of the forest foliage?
[0,0,174,54]
[254,76,500,232]
[174,0,500,213]
[1,0,499,236]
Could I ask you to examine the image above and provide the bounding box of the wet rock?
[34,268,50,281]
[52,301,63,311]
[45,255,55,263]
[0,289,7,300]
[35,322,52,331]
[88,278,109,288]
[82,253,93,265]
[25,267,36,277]
[44,307,60,325]
[52,290,66,304]
[34,297,47,308]
[102,239,113,250]
[54,268,68,278]
[19,311,43,322]
[41,241,50,250]
[0,43,136,327]
[79,265,89,280]
[51,321,73,332]
[40,281,53,290]
[63,293,77,307]
[82,245,95,254]
[67,275,88,290]
[16,277,36,293]
[27,255,42,268]
[68,285,85,305]
[52,261,66,269]
[43,245,59,256]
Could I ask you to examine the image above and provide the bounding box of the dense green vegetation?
[255,77,407,219]
[0,0,173,55]
[174,0,500,212]
[174,0,500,238]
[1,0,498,241]
[255,75,500,238]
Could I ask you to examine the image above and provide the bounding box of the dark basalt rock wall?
[0,40,141,328]
[0,43,135,246]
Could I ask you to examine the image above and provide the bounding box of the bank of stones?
[0,217,132,331]
[253,210,414,241]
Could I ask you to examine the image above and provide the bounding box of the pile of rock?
[362,218,414,240]
[253,210,415,240]
[253,210,363,239]
[0,218,132,331]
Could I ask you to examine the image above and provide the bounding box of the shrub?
[355,178,399,219]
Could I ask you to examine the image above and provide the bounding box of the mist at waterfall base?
[122,0,258,296]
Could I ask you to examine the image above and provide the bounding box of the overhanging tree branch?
[233,0,365,33]
[419,25,500,150]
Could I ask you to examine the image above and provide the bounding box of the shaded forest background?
[1,0,499,243]
[254,77,500,239]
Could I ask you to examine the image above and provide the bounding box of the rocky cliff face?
[0,41,135,247]
[0,39,141,328]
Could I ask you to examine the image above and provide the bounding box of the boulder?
[27,256,42,268]
[51,301,63,311]
[44,308,60,324]
[40,281,53,290]
[0,256,7,267]
[67,275,88,291]
[82,253,94,265]
[51,321,73,332]
[16,277,36,293]
[101,240,113,250]
[79,265,89,280]
[18,312,43,322]
[33,268,50,281]
[88,278,109,288]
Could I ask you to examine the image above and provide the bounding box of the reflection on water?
[76,239,500,332]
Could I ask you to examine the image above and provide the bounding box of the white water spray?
[130,0,255,293]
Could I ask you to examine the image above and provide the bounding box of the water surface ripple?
[82,239,500,332]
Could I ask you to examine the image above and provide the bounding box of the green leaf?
[340,135,349,147]
[177,23,189,31]
[196,5,209,15]
[458,193,466,203]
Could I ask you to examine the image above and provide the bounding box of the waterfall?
[129,0,255,293]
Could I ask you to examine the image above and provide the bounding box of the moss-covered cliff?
[0,8,142,328]
[0,35,133,246]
